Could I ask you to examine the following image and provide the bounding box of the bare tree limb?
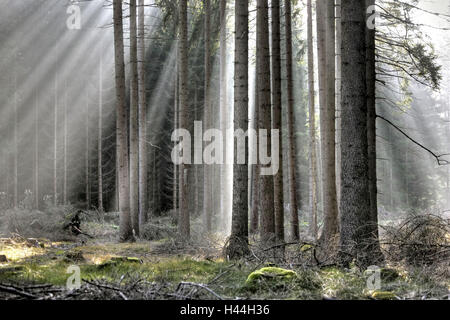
[377,115,450,166]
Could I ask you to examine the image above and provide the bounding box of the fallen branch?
[0,283,38,299]
[177,282,223,300]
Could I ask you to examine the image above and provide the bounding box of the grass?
[0,239,448,299]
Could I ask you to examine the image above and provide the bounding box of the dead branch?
[377,115,450,165]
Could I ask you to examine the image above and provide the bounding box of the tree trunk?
[284,0,299,241]
[129,0,140,236]
[13,70,18,209]
[173,46,179,216]
[203,0,212,232]
[138,0,148,226]
[366,0,383,262]
[335,0,342,215]
[98,49,104,213]
[318,0,339,247]
[86,93,91,210]
[113,0,133,241]
[272,0,283,243]
[34,89,39,209]
[250,71,259,234]
[340,0,374,266]
[307,0,318,240]
[178,0,190,239]
[226,0,249,259]
[220,0,231,233]
[53,72,58,206]
[63,79,68,205]
[257,0,274,244]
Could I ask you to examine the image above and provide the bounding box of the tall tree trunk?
[63,79,68,205]
[86,93,91,210]
[307,0,318,240]
[272,0,283,243]
[193,90,200,217]
[284,0,299,241]
[366,0,383,262]
[98,50,104,213]
[178,0,190,239]
[335,0,342,214]
[250,74,259,234]
[226,0,249,259]
[340,0,374,266]
[13,70,18,209]
[113,0,133,241]
[53,72,58,206]
[203,0,212,232]
[129,0,140,236]
[257,0,274,244]
[173,46,178,216]
[34,89,39,209]
[220,0,231,233]
[318,0,339,247]
[138,0,148,226]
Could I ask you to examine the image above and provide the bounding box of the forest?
[0,0,449,302]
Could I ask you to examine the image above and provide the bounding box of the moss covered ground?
[0,237,448,300]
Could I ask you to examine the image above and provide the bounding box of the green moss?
[246,267,297,285]
[300,244,313,252]
[1,239,445,300]
[371,291,397,300]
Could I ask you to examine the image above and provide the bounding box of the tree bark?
[113,0,133,241]
[220,0,231,233]
[226,0,249,259]
[173,45,179,216]
[366,0,383,262]
[318,0,339,247]
[63,79,68,205]
[203,0,212,232]
[284,0,299,241]
[335,0,342,215]
[13,70,18,209]
[85,93,91,210]
[272,0,283,243]
[340,0,373,266]
[178,0,190,239]
[34,89,39,209]
[257,0,275,244]
[307,0,318,240]
[53,72,58,206]
[138,0,148,226]
[129,0,140,236]
[250,71,259,234]
[98,48,104,213]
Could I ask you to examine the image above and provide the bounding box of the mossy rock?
[300,244,313,252]
[246,267,297,285]
[371,291,397,300]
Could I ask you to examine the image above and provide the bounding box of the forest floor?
[0,209,449,300]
